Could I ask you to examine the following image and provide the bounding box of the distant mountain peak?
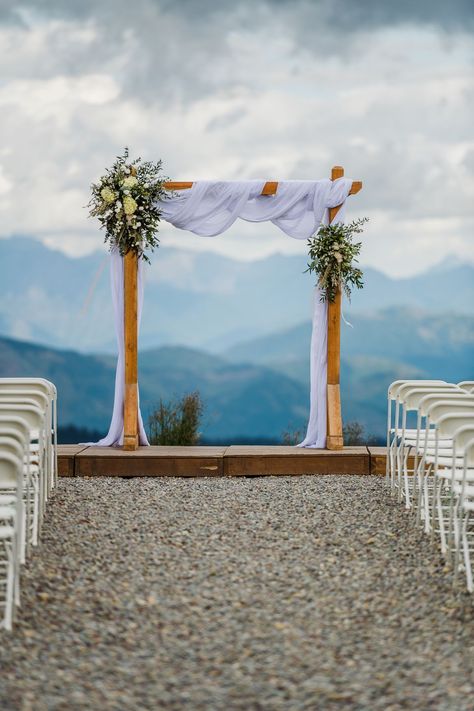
[428,254,474,274]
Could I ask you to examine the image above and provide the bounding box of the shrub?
[281,428,304,445]
[343,421,366,446]
[148,392,203,446]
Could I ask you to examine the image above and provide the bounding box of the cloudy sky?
[0,0,473,276]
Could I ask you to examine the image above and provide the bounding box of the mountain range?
[1,236,473,354]
[1,236,472,441]
[0,306,472,441]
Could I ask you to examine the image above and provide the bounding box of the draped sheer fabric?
[94,178,353,448]
[85,252,149,447]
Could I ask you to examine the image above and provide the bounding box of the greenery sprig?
[306,217,368,302]
[88,148,169,263]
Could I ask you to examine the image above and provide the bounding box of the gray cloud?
[0,0,472,276]
[1,0,472,105]
[3,0,474,29]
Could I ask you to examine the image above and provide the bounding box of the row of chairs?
[0,378,58,631]
[387,379,474,592]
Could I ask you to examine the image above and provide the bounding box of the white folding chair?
[411,393,474,527]
[451,437,474,592]
[0,404,46,546]
[386,380,448,494]
[0,379,57,490]
[458,381,474,393]
[387,382,458,500]
[434,425,474,563]
[395,385,461,508]
[428,413,474,554]
[0,416,34,555]
[0,435,29,564]
[418,399,474,537]
[0,451,23,631]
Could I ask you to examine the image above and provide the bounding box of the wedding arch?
[96,165,362,452]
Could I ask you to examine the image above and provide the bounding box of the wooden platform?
[58,445,389,478]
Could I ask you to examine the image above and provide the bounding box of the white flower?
[123,196,138,215]
[100,187,116,204]
[122,176,138,188]
[333,252,343,263]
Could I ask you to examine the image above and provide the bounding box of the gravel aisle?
[1,476,473,711]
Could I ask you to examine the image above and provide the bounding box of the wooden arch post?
[123,250,139,450]
[121,169,362,451]
[326,166,345,450]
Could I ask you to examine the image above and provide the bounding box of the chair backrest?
[388,380,445,400]
[436,413,474,440]
[0,378,56,399]
[402,386,461,412]
[0,404,44,432]
[0,390,49,413]
[426,400,474,425]
[462,438,474,469]
[0,435,25,461]
[453,425,474,453]
[418,393,474,418]
[0,416,31,444]
[397,382,457,404]
[0,451,22,490]
[458,381,474,393]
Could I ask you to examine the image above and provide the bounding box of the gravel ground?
[1,475,473,711]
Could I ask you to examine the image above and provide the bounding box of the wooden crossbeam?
[164,180,363,196]
[122,167,362,451]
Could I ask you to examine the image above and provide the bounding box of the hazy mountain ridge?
[0,305,472,440]
[1,237,472,440]
[226,307,474,383]
[1,236,473,354]
[0,336,308,440]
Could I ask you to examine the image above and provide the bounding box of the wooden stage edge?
[58,445,391,478]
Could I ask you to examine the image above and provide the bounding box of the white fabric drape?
[158,179,350,241]
[96,178,352,448]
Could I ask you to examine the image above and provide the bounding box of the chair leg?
[2,540,14,632]
[462,512,473,593]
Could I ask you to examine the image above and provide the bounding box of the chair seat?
[0,505,15,519]
[0,525,14,539]
[425,454,464,466]
[396,431,442,440]
[452,483,474,497]
[415,447,459,456]
[436,468,474,482]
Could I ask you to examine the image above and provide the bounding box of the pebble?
[0,475,473,710]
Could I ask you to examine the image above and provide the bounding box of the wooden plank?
[368,446,415,476]
[75,445,226,477]
[57,445,89,477]
[59,445,385,478]
[224,445,369,476]
[123,251,139,451]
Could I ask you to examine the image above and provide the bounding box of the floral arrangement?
[306,217,368,302]
[88,148,169,262]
